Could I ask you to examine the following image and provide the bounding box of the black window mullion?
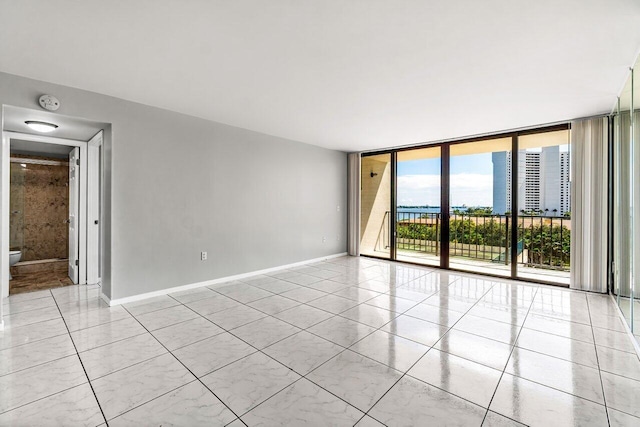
[441,145,450,269]
[511,135,518,279]
[391,152,397,261]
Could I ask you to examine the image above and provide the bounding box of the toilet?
[9,250,21,280]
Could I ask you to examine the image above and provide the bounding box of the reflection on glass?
[614,60,639,344]
[396,147,441,267]
[360,154,391,258]
[516,130,571,285]
[449,137,512,277]
[614,110,633,325]
[632,66,637,341]
[614,98,622,307]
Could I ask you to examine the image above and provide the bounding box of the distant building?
[560,151,571,214]
[524,151,541,212]
[492,150,525,215]
[492,147,570,216]
[492,151,509,215]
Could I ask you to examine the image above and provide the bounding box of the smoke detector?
[38,94,60,111]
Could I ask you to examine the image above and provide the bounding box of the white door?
[87,131,102,285]
[68,147,80,284]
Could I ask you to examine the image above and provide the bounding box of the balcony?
[372,211,570,285]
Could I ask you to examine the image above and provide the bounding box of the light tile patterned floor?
[1,256,639,426]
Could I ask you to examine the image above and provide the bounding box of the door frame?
[0,131,95,298]
[68,146,81,284]
[87,130,103,285]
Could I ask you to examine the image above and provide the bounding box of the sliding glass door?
[449,137,513,277]
[395,147,441,267]
[359,125,572,286]
[613,61,638,341]
[614,109,634,329]
[516,130,571,285]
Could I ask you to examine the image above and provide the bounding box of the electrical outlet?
[322,236,327,243]
[337,205,341,212]
[336,235,340,241]
[201,251,207,261]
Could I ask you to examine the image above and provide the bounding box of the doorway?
[8,141,75,293]
[1,128,103,298]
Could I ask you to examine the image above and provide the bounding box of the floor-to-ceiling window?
[449,137,513,278]
[396,147,441,267]
[359,125,571,286]
[516,129,571,285]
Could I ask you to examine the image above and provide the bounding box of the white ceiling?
[1,1,639,152]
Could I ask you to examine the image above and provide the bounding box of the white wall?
[0,72,347,300]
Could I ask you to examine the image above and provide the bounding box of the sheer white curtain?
[570,117,608,292]
[347,153,360,256]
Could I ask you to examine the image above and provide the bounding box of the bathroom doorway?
[9,141,76,293]
[1,106,105,298]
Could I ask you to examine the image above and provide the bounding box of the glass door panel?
[449,137,512,277]
[614,111,633,324]
[396,147,441,267]
[614,61,638,341]
[516,130,571,285]
[360,153,392,259]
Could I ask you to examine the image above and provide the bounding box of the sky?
[397,153,494,207]
[396,144,570,207]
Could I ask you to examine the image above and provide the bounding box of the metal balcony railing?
[392,211,571,272]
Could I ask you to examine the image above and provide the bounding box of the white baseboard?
[108,252,348,307]
[609,294,640,359]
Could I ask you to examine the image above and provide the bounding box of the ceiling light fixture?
[25,121,58,133]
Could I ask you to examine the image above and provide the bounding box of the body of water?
[396,206,470,220]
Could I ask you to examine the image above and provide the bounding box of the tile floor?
[1,256,639,426]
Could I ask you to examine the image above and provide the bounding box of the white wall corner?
[99,291,111,306]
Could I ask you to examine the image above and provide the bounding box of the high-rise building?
[560,152,571,214]
[491,150,526,215]
[492,147,570,216]
[492,151,510,215]
[524,152,541,212]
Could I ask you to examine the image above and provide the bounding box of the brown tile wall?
[9,156,69,261]
[9,163,25,249]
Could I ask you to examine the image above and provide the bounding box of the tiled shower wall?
[10,157,69,261]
